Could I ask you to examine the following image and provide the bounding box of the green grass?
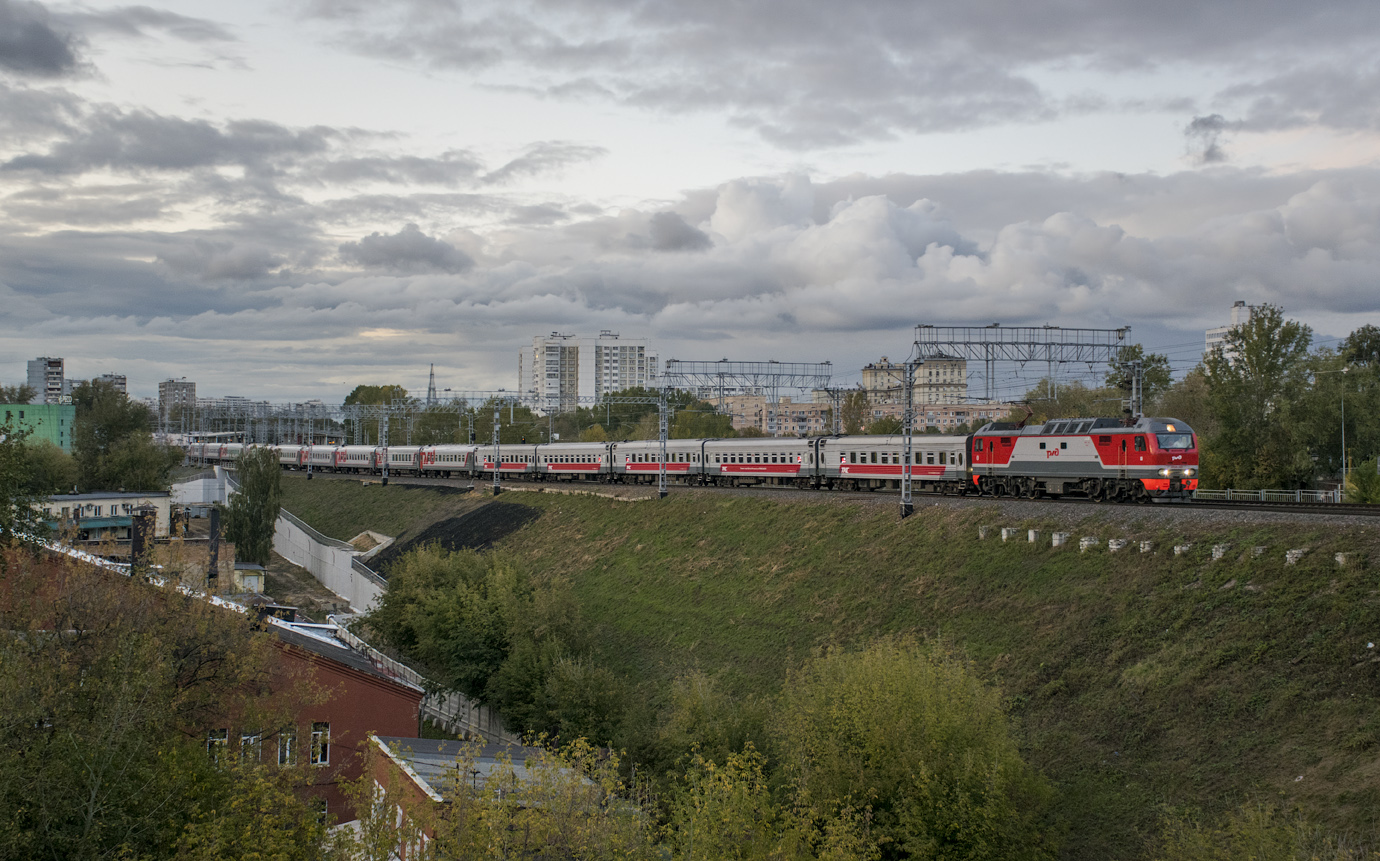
[278,474,486,543]
[282,482,1380,860]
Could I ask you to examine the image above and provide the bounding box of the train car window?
[1039,442,1046,450]
[1135,436,1148,452]
[850,452,857,463]
[927,452,936,465]
[1060,442,1067,449]
[870,452,878,464]
[959,452,964,465]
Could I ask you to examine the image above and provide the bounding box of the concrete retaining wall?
[273,509,385,613]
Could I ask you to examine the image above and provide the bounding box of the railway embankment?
[279,474,1380,859]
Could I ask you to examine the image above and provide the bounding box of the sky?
[2,0,1380,404]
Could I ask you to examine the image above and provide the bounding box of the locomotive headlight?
[1158,468,1170,477]
[1184,468,1195,477]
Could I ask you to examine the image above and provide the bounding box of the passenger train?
[188,415,1198,502]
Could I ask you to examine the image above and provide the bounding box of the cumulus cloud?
[7,167,1380,398]
[0,0,79,77]
[649,211,711,251]
[338,223,474,273]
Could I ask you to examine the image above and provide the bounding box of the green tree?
[867,416,903,435]
[71,379,179,491]
[580,423,611,442]
[736,426,768,438]
[774,639,1055,861]
[1152,369,1218,441]
[0,384,36,403]
[22,439,78,495]
[0,420,46,548]
[1202,304,1313,489]
[0,550,324,859]
[342,384,408,443]
[840,389,870,435]
[223,446,283,566]
[1105,345,1174,407]
[1341,324,1380,367]
[1009,380,1112,424]
[1345,457,1380,504]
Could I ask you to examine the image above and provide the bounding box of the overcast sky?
[2,0,1379,403]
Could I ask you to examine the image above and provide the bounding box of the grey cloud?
[3,110,336,174]
[58,6,235,43]
[304,0,1380,146]
[506,204,568,225]
[482,141,607,185]
[338,223,474,273]
[159,240,285,281]
[1217,61,1380,132]
[0,0,80,77]
[1184,114,1236,164]
[316,151,484,186]
[649,211,711,252]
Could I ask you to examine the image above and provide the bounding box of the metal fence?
[1193,488,1342,503]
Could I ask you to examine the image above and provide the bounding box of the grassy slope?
[279,475,487,543]
[281,481,1380,859]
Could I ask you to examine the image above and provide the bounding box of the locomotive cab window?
[1135,436,1148,452]
[1060,442,1067,449]
[1156,433,1193,450]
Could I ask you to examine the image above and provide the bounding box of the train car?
[613,439,707,484]
[272,444,306,467]
[383,446,422,475]
[222,442,245,463]
[701,437,811,487]
[306,444,345,471]
[970,416,1197,501]
[421,445,479,477]
[536,442,611,481]
[475,444,538,478]
[339,445,380,474]
[815,435,968,492]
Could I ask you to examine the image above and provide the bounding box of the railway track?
[283,470,1379,517]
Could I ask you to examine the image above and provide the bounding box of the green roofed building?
[2,403,76,453]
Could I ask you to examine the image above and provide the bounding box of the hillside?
[278,475,1380,859]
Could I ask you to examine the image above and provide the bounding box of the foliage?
[426,738,660,860]
[1344,457,1380,504]
[1341,325,1380,367]
[223,446,283,566]
[176,764,331,861]
[840,389,870,435]
[0,419,45,548]
[1009,380,1114,424]
[774,638,1055,861]
[343,384,409,406]
[668,745,879,861]
[736,425,768,437]
[1105,345,1174,407]
[1202,304,1314,489]
[22,439,78,495]
[672,404,735,440]
[1152,369,1218,440]
[867,416,903,435]
[0,384,36,403]
[651,671,770,778]
[71,379,180,491]
[1295,353,1380,479]
[580,423,611,442]
[0,551,322,859]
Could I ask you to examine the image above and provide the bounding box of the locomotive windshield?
[1156,433,1194,450]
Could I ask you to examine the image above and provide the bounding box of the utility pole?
[492,403,502,496]
[901,359,916,519]
[658,389,669,499]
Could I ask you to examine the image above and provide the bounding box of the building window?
[207,729,229,763]
[310,722,330,766]
[241,731,262,762]
[279,730,297,765]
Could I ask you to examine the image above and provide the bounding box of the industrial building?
[1,402,76,452]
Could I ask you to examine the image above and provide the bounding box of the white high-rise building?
[531,333,580,414]
[26,357,64,404]
[591,331,657,398]
[1205,300,1255,360]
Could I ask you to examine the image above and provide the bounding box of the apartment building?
[1205,300,1255,360]
[26,357,65,404]
[860,355,968,405]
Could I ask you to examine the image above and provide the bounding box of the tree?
[1344,457,1380,504]
[737,426,768,438]
[1105,345,1173,408]
[1341,324,1380,367]
[774,639,1055,861]
[0,551,324,859]
[580,423,610,442]
[1151,368,1218,442]
[0,384,36,404]
[224,446,283,566]
[840,389,870,435]
[71,379,179,491]
[22,439,78,496]
[0,419,46,548]
[342,384,408,443]
[1201,304,1313,489]
[867,416,903,435]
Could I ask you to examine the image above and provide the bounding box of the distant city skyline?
[3,0,1379,402]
